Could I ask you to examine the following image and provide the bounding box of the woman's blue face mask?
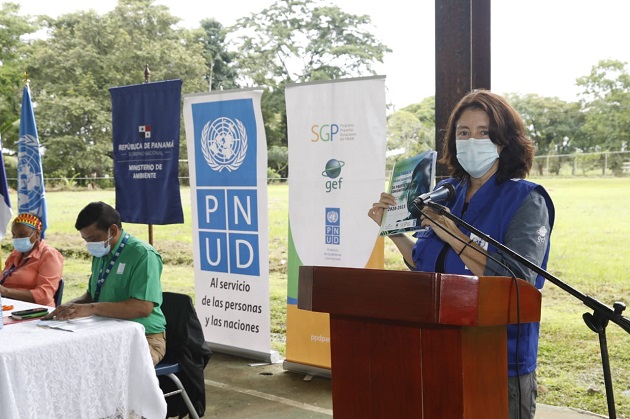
[12,232,35,253]
[456,138,499,178]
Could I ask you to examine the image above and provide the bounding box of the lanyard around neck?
[0,257,31,285]
[93,233,130,302]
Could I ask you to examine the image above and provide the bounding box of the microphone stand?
[425,201,630,419]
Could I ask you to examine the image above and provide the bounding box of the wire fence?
[6,151,630,190]
[532,150,630,177]
[4,175,289,190]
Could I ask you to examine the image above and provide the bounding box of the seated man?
[44,202,167,365]
[0,213,64,307]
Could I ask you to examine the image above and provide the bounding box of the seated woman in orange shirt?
[0,213,64,307]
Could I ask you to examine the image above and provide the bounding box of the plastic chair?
[156,292,211,419]
[53,278,64,307]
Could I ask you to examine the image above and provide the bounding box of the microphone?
[408,183,455,218]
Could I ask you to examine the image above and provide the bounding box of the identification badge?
[116,263,126,274]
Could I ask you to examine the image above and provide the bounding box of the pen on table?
[50,327,74,333]
[36,323,74,332]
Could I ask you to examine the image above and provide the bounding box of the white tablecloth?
[0,299,167,419]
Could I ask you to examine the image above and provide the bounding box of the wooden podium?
[298,266,541,419]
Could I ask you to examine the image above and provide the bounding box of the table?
[0,298,167,418]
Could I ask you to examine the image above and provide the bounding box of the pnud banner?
[183,89,276,362]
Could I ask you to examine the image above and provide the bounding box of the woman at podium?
[369,89,554,419]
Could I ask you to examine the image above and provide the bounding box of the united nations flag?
[18,84,48,238]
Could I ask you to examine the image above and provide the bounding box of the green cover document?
[379,150,437,236]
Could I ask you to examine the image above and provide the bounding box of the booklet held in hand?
[379,150,437,236]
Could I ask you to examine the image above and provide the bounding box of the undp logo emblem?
[201,117,248,172]
[17,135,46,213]
[325,207,340,245]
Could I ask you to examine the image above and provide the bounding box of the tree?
[506,93,585,175]
[196,18,239,91]
[267,145,288,178]
[0,2,39,149]
[22,0,208,182]
[576,59,630,152]
[386,97,435,169]
[228,0,391,147]
[401,96,436,127]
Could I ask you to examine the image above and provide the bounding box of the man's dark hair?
[75,201,122,231]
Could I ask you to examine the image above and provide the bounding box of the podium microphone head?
[409,183,455,218]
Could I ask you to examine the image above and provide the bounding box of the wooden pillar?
[435,0,491,179]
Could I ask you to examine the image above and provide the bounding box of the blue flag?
[18,85,48,238]
[110,79,184,224]
[0,136,13,240]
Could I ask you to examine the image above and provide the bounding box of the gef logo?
[321,158,344,193]
[310,124,339,142]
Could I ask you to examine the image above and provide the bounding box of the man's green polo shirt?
[87,230,166,334]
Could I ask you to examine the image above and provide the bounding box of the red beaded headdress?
[13,213,42,232]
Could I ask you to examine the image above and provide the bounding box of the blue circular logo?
[322,159,345,179]
[17,135,46,214]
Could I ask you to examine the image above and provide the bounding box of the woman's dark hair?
[75,201,122,231]
[439,89,535,183]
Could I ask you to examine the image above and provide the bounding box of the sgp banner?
[183,89,277,362]
[110,79,184,224]
[285,76,387,372]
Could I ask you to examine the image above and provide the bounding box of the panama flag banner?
[0,136,12,240]
[110,79,184,225]
[284,76,387,372]
[18,85,47,238]
[183,89,277,362]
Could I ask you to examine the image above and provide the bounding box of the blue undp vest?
[412,175,555,376]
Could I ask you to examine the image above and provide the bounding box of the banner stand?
[184,88,277,363]
[284,76,387,374]
[209,343,279,364]
[282,361,331,379]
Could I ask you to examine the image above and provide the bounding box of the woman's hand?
[368,192,397,225]
[419,205,460,243]
[419,205,486,276]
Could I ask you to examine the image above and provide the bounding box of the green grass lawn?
[4,177,629,417]
[530,177,630,417]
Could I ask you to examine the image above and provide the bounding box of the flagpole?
[144,64,154,246]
